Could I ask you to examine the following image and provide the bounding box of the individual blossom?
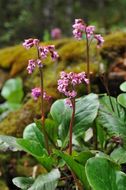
[51,28,62,39]
[31,87,52,102]
[23,38,39,49]
[94,34,104,47]
[43,91,52,102]
[48,45,59,61]
[39,46,49,59]
[65,98,73,108]
[27,59,36,74]
[31,87,41,100]
[85,25,95,38]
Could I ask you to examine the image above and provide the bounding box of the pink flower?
[65,98,72,108]
[31,87,41,100]
[27,59,36,74]
[72,19,86,40]
[57,71,88,100]
[94,34,104,47]
[31,88,52,102]
[51,28,62,39]
[39,46,49,59]
[39,45,59,61]
[86,26,95,38]
[43,91,52,102]
[23,38,39,49]
[72,19,104,47]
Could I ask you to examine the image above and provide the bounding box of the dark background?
[0,0,126,47]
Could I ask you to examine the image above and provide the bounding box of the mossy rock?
[101,32,126,64]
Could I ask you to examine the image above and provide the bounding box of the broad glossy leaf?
[50,99,72,147]
[74,151,94,165]
[120,81,126,92]
[96,96,126,147]
[36,155,55,171]
[117,93,126,108]
[56,150,90,189]
[45,119,58,144]
[12,177,34,190]
[1,78,24,103]
[85,157,118,190]
[50,99,72,124]
[74,93,99,136]
[23,123,45,148]
[116,171,126,190]
[28,169,60,190]
[17,139,47,156]
[110,147,126,164]
[0,135,22,152]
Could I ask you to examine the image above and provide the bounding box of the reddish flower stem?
[36,45,50,155]
[69,99,75,155]
[86,33,91,94]
[39,67,50,155]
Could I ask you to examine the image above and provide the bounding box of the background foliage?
[0,0,126,47]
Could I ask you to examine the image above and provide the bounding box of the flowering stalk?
[69,98,75,155]
[72,19,104,94]
[23,38,59,155]
[58,71,88,155]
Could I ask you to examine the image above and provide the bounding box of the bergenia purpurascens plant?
[23,38,59,154]
[57,71,88,154]
[1,21,126,190]
[73,19,104,93]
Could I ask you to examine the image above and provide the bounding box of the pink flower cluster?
[31,87,52,102]
[23,38,39,49]
[23,38,59,74]
[58,71,88,107]
[72,19,104,47]
[51,28,62,39]
[58,71,89,97]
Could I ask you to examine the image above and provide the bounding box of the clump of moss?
[101,32,126,64]
[0,180,9,190]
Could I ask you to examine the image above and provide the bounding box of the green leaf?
[17,139,47,156]
[1,77,24,103]
[85,157,118,190]
[96,96,126,147]
[16,139,54,170]
[74,93,99,136]
[45,119,58,144]
[36,155,54,171]
[28,169,60,190]
[12,177,34,190]
[50,99,72,124]
[50,99,72,147]
[56,150,90,189]
[96,121,106,149]
[117,93,126,108]
[74,151,94,165]
[120,81,126,92]
[116,171,126,190]
[110,147,126,164]
[23,123,45,149]
[0,135,22,151]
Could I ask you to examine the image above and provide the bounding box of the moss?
[0,180,9,190]
[101,32,126,63]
